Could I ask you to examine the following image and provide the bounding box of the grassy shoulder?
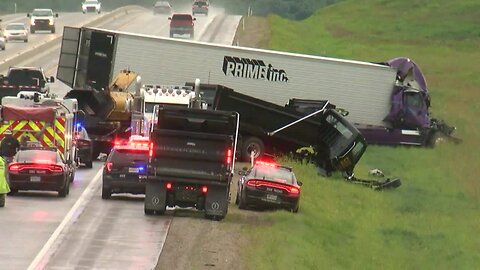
[238,0,480,269]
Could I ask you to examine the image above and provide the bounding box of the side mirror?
[49,76,55,83]
[55,13,59,17]
[297,181,303,186]
[193,18,197,21]
[168,17,172,20]
[27,14,31,17]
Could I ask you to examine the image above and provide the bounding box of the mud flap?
[145,181,167,213]
[204,185,229,220]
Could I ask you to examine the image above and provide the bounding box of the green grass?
[243,0,480,269]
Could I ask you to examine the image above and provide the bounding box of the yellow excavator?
[65,69,141,158]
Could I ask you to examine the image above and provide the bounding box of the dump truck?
[145,106,239,220]
[57,26,458,147]
[192,83,367,176]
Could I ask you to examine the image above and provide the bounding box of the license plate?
[30,176,41,182]
[128,167,139,173]
[266,194,277,201]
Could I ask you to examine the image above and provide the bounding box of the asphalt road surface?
[0,6,240,269]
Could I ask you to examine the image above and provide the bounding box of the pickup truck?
[145,106,239,220]
[0,67,54,102]
[27,8,58,33]
[168,13,196,38]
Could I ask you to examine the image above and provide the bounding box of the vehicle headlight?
[49,20,54,25]
[31,19,35,25]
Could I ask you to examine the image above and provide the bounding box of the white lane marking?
[27,167,104,270]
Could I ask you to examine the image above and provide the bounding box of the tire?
[238,191,247,209]
[85,161,93,168]
[58,180,70,197]
[291,203,299,213]
[205,214,224,221]
[1,47,4,51]
[30,28,35,34]
[51,27,55,34]
[24,39,28,43]
[102,186,111,199]
[7,189,18,196]
[0,194,5,207]
[241,136,265,162]
[234,191,239,205]
[169,32,174,38]
[144,208,155,215]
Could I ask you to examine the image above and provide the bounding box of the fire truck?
[0,92,78,174]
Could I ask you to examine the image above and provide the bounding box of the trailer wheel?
[241,137,264,162]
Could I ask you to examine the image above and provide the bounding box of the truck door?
[86,31,116,91]
[57,26,81,88]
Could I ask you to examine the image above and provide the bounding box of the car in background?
[3,23,28,43]
[236,160,302,212]
[192,0,209,16]
[74,126,93,168]
[168,13,196,38]
[82,0,102,14]
[102,136,149,199]
[27,8,58,34]
[7,147,73,197]
[153,1,172,15]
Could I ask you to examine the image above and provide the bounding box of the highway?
[0,6,240,269]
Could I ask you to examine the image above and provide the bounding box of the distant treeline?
[0,0,343,20]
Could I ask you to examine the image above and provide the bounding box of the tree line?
[0,0,343,20]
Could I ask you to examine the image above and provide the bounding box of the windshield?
[85,0,98,3]
[172,14,193,21]
[8,69,45,87]
[16,150,58,163]
[252,166,295,184]
[32,10,53,16]
[6,24,26,30]
[145,102,158,114]
[319,111,357,157]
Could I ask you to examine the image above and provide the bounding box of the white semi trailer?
[57,26,457,147]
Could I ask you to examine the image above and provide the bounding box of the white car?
[27,9,58,34]
[82,0,102,14]
[3,23,29,43]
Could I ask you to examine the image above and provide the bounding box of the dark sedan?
[236,161,302,212]
[74,126,93,168]
[102,139,149,199]
[8,148,72,197]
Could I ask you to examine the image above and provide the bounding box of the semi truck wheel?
[241,136,264,161]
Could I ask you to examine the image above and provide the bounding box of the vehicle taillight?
[49,165,64,173]
[106,162,113,172]
[289,187,300,195]
[166,182,173,190]
[149,142,154,158]
[9,164,20,172]
[246,179,300,195]
[201,186,208,193]
[226,148,232,165]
